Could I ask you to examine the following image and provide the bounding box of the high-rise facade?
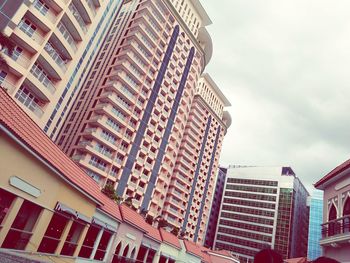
[213,166,309,263]
[0,0,124,137]
[56,0,231,244]
[204,166,227,249]
[307,189,323,260]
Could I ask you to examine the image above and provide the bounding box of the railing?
[33,0,57,23]
[86,0,97,16]
[30,64,56,94]
[0,78,17,93]
[322,215,350,238]
[14,86,44,117]
[18,20,45,45]
[3,48,31,68]
[57,22,78,52]
[68,3,88,33]
[44,42,67,72]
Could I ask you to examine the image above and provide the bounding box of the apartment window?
[2,200,42,250]
[0,71,7,83]
[38,213,69,253]
[0,189,16,225]
[61,221,85,256]
[79,224,101,258]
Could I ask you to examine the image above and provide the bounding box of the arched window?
[123,244,129,258]
[130,247,136,259]
[112,242,122,263]
[115,242,122,256]
[329,204,337,221]
[328,204,337,236]
[343,197,350,233]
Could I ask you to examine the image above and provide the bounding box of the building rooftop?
[315,158,350,189]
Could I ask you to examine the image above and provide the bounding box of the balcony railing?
[33,0,57,23]
[322,215,350,238]
[68,3,88,33]
[44,42,67,72]
[18,20,45,45]
[0,78,16,93]
[86,0,97,16]
[14,86,44,118]
[57,22,78,52]
[30,64,56,94]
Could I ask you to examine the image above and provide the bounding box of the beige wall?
[0,131,97,262]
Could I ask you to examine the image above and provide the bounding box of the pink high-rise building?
[56,0,231,243]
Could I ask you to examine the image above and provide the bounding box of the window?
[38,213,69,253]
[94,230,113,260]
[2,200,42,250]
[61,221,85,256]
[0,189,16,226]
[79,224,101,258]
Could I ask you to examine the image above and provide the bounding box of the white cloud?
[201,0,350,189]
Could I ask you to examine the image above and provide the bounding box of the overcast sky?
[201,0,350,191]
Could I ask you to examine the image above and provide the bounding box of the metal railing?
[57,22,78,52]
[30,63,56,94]
[44,42,67,72]
[33,0,57,23]
[68,3,88,33]
[18,20,45,45]
[322,215,350,238]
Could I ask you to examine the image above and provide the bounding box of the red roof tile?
[315,159,350,188]
[119,204,148,231]
[210,250,233,257]
[183,240,203,258]
[143,222,162,242]
[159,229,181,249]
[0,89,121,221]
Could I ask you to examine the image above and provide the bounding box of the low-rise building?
[0,83,238,263]
[315,159,350,263]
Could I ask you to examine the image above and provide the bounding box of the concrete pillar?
[103,231,116,262]
[73,223,90,257]
[90,227,104,260]
[26,209,53,252]
[56,219,73,254]
[0,196,24,246]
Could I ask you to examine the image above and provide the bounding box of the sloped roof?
[159,228,181,249]
[0,89,121,221]
[183,240,203,258]
[315,159,350,188]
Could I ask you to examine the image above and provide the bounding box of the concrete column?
[56,219,73,254]
[90,227,104,260]
[0,196,24,246]
[143,248,150,263]
[103,231,116,262]
[26,209,53,252]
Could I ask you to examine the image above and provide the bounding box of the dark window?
[38,213,69,253]
[0,189,15,225]
[2,200,42,250]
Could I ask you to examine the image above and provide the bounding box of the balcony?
[29,63,56,99]
[14,85,44,118]
[17,20,45,46]
[56,21,78,53]
[31,0,57,24]
[320,215,350,246]
[44,42,67,73]
[68,3,88,34]
[0,78,17,93]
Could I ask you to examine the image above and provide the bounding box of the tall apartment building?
[307,189,323,261]
[213,166,309,263]
[56,0,231,244]
[204,166,227,249]
[0,0,124,138]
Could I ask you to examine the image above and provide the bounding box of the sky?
[200,0,350,190]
